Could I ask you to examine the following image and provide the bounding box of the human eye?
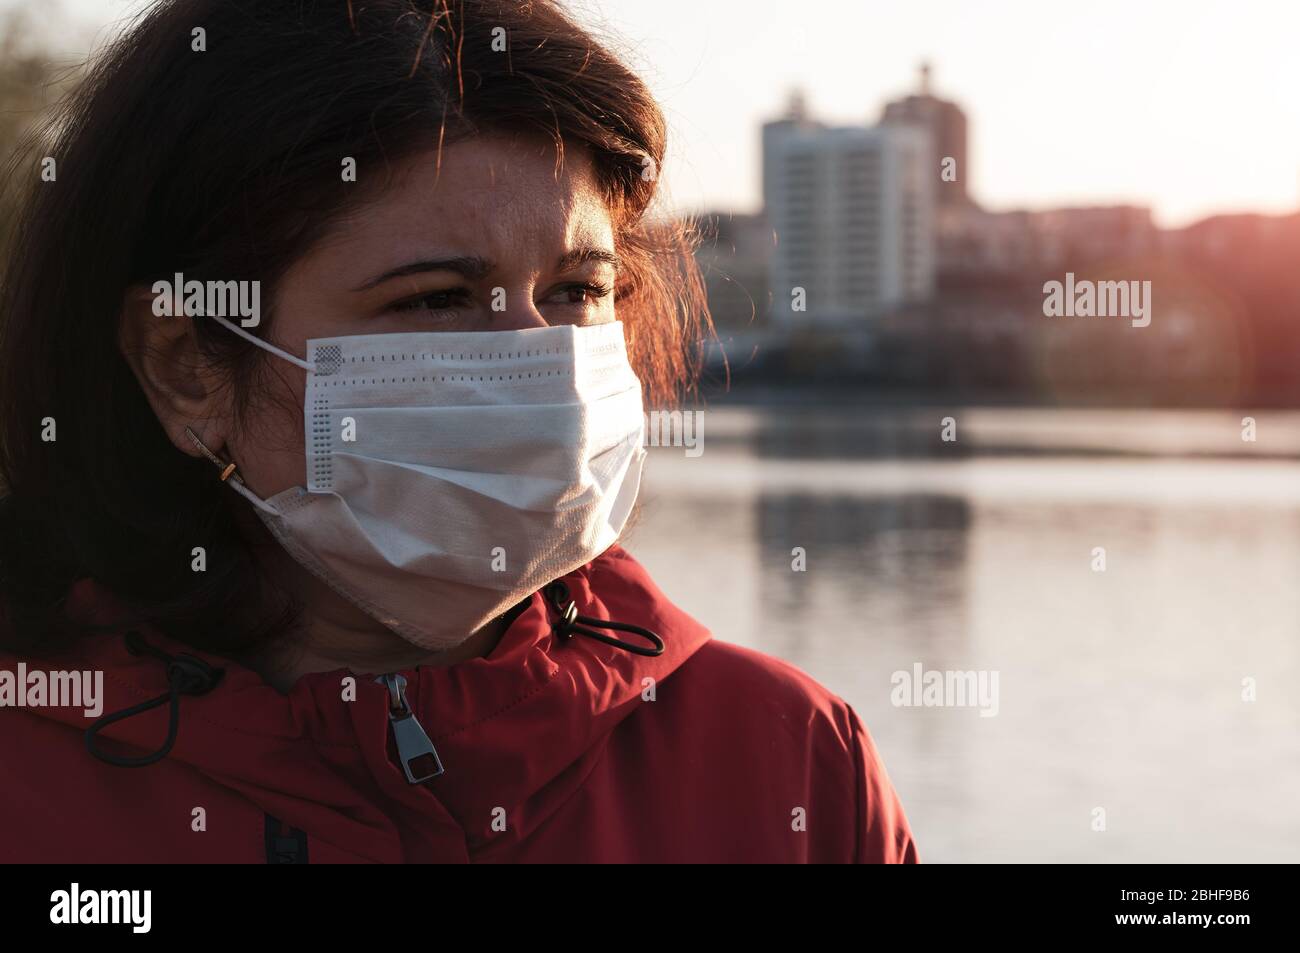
[389,287,472,319]
[546,280,614,306]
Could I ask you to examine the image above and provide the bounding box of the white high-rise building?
[763,93,935,330]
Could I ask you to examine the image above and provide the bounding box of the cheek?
[229,372,308,498]
[599,294,618,324]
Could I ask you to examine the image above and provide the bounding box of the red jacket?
[0,545,918,863]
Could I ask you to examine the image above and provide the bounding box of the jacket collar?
[11,545,711,854]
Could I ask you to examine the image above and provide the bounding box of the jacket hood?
[2,545,711,862]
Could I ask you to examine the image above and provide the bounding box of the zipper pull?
[374,673,444,784]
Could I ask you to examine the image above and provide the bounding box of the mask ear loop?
[205,313,316,371]
[183,426,279,515]
[184,315,317,515]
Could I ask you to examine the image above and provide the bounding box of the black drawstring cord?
[543,580,665,657]
[85,631,225,768]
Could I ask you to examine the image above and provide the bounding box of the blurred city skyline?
[12,0,1300,229]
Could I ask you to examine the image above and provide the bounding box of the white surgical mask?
[206,315,647,651]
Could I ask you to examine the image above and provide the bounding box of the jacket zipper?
[375,673,444,784]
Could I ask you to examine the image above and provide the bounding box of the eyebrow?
[351,255,491,292]
[352,246,621,292]
[556,247,621,274]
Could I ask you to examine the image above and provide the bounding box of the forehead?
[327,135,614,262]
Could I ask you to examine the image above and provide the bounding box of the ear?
[118,284,234,457]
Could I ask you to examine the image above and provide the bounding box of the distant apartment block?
[881,62,974,211]
[762,91,935,330]
[936,204,1159,277]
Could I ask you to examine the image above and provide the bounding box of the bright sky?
[27,0,1300,228]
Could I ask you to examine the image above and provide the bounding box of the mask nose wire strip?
[206,313,317,372]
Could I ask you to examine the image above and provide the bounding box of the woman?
[0,0,917,863]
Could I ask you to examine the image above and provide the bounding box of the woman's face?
[129,133,621,501]
[116,132,627,664]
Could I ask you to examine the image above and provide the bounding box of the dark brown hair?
[0,0,712,653]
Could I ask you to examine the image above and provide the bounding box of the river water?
[623,405,1300,862]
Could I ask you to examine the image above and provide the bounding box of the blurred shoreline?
[682,398,1300,461]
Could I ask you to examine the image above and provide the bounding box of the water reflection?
[626,406,1300,862]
